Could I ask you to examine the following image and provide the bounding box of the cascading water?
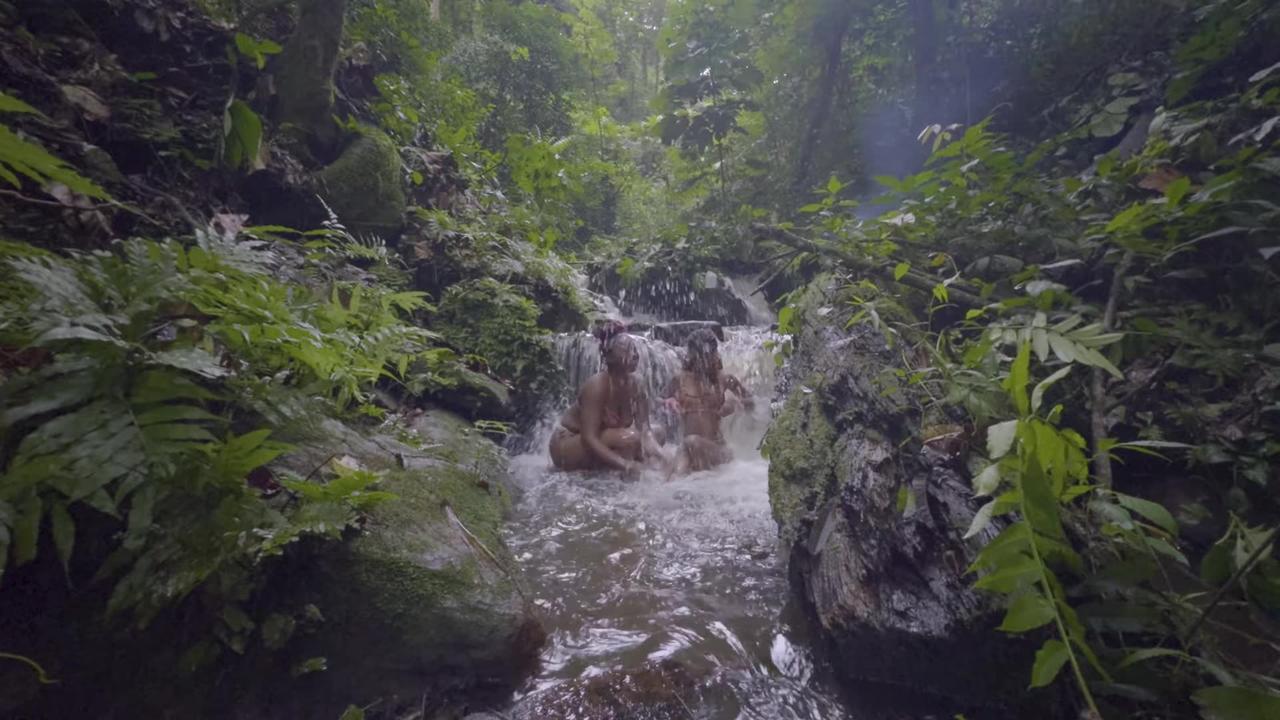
[503,324,849,719]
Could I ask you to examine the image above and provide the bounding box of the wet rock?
[258,409,544,715]
[592,267,753,326]
[650,320,724,346]
[430,366,515,422]
[764,321,1038,715]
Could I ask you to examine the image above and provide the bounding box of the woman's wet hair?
[594,320,629,360]
[684,328,719,371]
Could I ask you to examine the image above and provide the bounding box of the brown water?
[503,328,849,719]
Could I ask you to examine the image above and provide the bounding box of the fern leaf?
[0,125,110,199]
[0,91,41,115]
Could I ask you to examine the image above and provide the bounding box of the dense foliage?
[760,1,1280,717]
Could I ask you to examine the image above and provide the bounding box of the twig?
[1182,525,1280,648]
[1090,252,1132,489]
[443,503,530,603]
[0,652,58,684]
[0,188,110,209]
[302,453,340,483]
[0,189,165,227]
[751,248,801,297]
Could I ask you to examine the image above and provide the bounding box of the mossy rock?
[252,410,543,715]
[762,373,838,543]
[316,127,407,237]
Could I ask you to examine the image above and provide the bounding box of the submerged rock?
[764,321,1036,715]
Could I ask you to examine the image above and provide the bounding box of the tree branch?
[1090,252,1132,489]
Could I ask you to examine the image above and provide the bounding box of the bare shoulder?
[580,372,607,400]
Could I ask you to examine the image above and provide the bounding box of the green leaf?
[1117,647,1188,668]
[975,553,1039,592]
[1201,537,1233,585]
[134,406,222,426]
[1165,176,1192,206]
[11,494,42,567]
[1113,492,1178,535]
[893,262,910,281]
[1020,456,1065,541]
[0,125,110,198]
[224,100,263,171]
[973,464,1002,496]
[1031,366,1072,414]
[50,501,74,576]
[987,420,1019,459]
[150,348,229,379]
[1193,686,1280,720]
[999,593,1056,632]
[339,706,366,720]
[0,91,41,115]
[964,499,997,539]
[1004,342,1031,415]
[1030,639,1069,688]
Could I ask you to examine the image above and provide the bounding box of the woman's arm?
[579,376,635,471]
[724,373,755,408]
[633,381,664,459]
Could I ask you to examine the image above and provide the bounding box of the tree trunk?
[274,0,347,154]
[793,1,855,192]
[430,0,441,22]
[911,0,939,131]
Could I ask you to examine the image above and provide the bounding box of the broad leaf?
[50,501,75,576]
[999,592,1056,632]
[964,499,997,539]
[1031,366,1072,413]
[987,420,1019,459]
[1114,492,1178,535]
[1030,638,1069,688]
[1194,686,1280,720]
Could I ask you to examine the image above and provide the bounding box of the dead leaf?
[1138,166,1184,192]
[61,84,110,121]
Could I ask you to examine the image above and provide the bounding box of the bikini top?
[602,376,632,429]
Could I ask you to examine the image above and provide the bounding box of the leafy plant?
[0,91,110,199]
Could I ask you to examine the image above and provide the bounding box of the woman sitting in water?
[550,321,663,475]
[664,328,753,476]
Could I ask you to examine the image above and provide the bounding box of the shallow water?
[503,328,849,719]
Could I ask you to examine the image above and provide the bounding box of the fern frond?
[0,124,110,199]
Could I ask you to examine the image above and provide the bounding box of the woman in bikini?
[549,321,663,475]
[664,328,753,476]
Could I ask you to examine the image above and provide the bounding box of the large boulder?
[592,267,754,326]
[763,320,1037,716]
[315,127,407,237]
[246,409,544,716]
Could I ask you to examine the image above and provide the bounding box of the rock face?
[763,321,1034,715]
[592,268,754,326]
[253,409,545,716]
[650,320,724,346]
